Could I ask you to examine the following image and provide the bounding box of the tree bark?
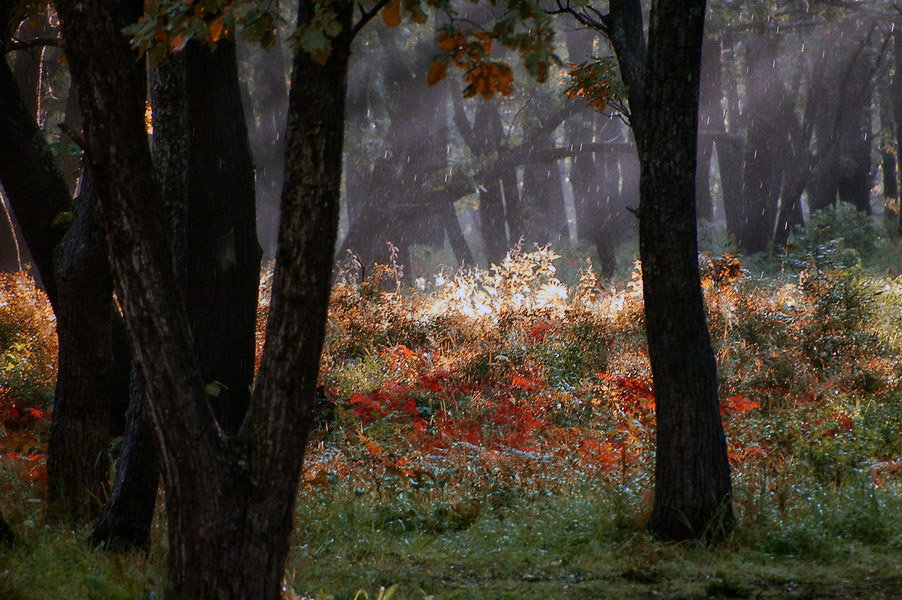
[634,0,733,541]
[55,0,351,597]
[183,38,261,434]
[46,169,115,519]
[90,370,159,550]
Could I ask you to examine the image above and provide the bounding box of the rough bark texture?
[2,3,130,521]
[90,52,186,551]
[634,0,733,541]
[55,0,350,596]
[92,36,260,551]
[47,169,115,519]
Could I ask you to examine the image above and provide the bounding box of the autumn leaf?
[208,18,225,42]
[427,59,448,86]
[169,34,187,52]
[382,0,401,27]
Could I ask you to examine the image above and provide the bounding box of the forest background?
[0,0,901,598]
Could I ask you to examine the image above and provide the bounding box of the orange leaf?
[427,59,448,86]
[438,34,457,53]
[382,0,401,27]
[208,18,225,42]
[474,32,493,55]
[169,34,186,52]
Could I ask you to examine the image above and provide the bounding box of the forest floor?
[1,239,901,599]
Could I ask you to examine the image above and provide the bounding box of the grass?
[1,238,900,599]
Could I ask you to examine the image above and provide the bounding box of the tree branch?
[4,36,62,54]
[351,0,392,39]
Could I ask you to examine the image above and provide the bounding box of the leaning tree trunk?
[636,0,733,541]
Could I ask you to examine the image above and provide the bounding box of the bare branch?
[5,36,62,54]
[351,0,393,39]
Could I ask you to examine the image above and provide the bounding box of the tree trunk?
[183,38,261,434]
[90,370,160,550]
[636,0,733,541]
[0,189,21,271]
[47,169,115,519]
[2,3,131,521]
[55,0,351,597]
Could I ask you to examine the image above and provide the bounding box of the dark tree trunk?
[10,5,52,119]
[183,38,261,434]
[55,1,351,598]
[836,106,872,215]
[46,169,115,519]
[881,149,897,207]
[634,0,733,541]
[89,43,185,552]
[93,35,260,549]
[522,149,567,246]
[90,370,159,550]
[2,3,131,521]
[0,190,21,271]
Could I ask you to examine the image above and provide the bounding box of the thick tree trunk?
[160,4,352,595]
[183,38,261,434]
[2,4,131,521]
[47,170,115,519]
[93,36,260,549]
[56,0,349,597]
[636,0,733,541]
[90,51,186,549]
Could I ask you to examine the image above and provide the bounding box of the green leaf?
[204,381,228,397]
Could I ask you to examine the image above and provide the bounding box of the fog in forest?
[3,0,901,279]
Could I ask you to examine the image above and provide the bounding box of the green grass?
[1,247,901,599]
